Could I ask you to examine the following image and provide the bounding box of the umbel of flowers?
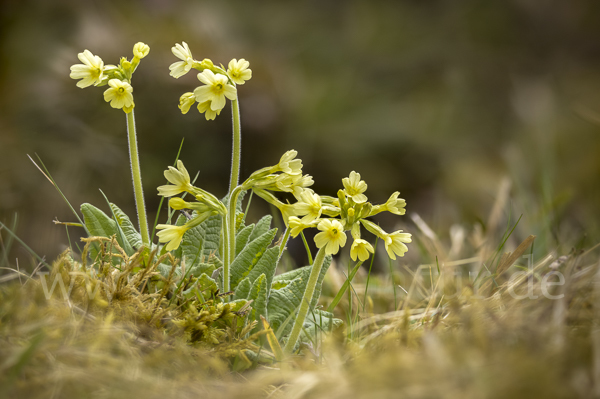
[69,43,152,248]
[156,149,411,352]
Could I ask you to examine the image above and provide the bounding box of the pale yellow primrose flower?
[70,50,105,88]
[288,216,319,238]
[103,79,134,113]
[197,100,221,121]
[342,171,368,203]
[383,231,412,260]
[169,42,195,78]
[194,70,237,111]
[157,160,193,197]
[179,93,196,114]
[227,58,252,85]
[350,239,374,262]
[371,191,407,216]
[156,224,189,251]
[294,189,322,223]
[169,197,211,213]
[277,150,303,175]
[133,42,150,59]
[314,219,347,255]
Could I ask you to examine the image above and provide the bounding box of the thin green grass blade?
[29,154,88,234]
[362,237,378,311]
[300,231,313,265]
[0,221,49,268]
[327,260,363,312]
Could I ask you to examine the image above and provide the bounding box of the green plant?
[67,41,412,356]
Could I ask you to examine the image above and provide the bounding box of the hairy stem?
[278,227,291,259]
[224,186,244,295]
[229,98,241,193]
[126,111,150,247]
[283,246,326,353]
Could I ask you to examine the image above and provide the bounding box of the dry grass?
[1,197,599,398]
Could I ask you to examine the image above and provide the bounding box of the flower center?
[331,228,338,235]
[118,87,125,94]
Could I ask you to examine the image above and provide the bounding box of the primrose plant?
[69,41,411,355]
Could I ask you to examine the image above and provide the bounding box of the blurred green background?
[1,0,599,265]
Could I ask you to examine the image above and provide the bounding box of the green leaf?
[235,224,254,257]
[81,203,129,261]
[230,228,277,290]
[245,246,280,297]
[181,213,222,270]
[299,309,343,343]
[247,215,272,243]
[267,255,332,338]
[247,274,268,326]
[186,263,216,279]
[267,277,304,337]
[81,203,118,239]
[109,203,142,251]
[196,273,218,296]
[273,255,331,308]
[233,277,251,300]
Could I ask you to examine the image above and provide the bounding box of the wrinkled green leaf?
[267,255,332,338]
[247,274,268,326]
[245,246,279,297]
[247,215,272,243]
[235,224,254,257]
[267,277,304,337]
[299,309,343,343]
[181,213,222,270]
[81,203,128,261]
[109,203,142,251]
[230,228,277,290]
[233,277,252,300]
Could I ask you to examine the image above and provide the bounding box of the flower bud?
[133,42,150,59]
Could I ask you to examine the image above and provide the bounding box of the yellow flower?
[178,93,196,114]
[169,197,211,213]
[314,219,347,255]
[133,42,150,59]
[156,224,189,251]
[277,150,303,175]
[294,189,322,223]
[197,100,221,121]
[288,216,318,238]
[103,79,134,112]
[350,239,374,262]
[342,171,368,203]
[70,50,105,88]
[371,191,406,216]
[169,42,195,78]
[383,231,412,260]
[276,173,314,193]
[157,160,193,197]
[227,58,252,85]
[194,70,237,112]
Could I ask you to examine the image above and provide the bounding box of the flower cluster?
[155,160,227,250]
[242,151,412,261]
[169,42,252,120]
[69,42,150,113]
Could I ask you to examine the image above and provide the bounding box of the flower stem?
[224,185,244,295]
[283,246,326,353]
[126,110,150,247]
[278,227,291,258]
[229,98,241,193]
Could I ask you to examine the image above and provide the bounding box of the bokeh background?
[1,0,600,266]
